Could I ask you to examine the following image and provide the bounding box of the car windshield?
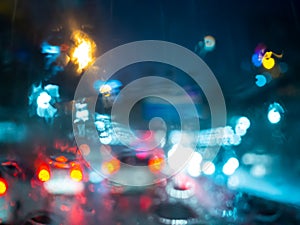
[0,0,300,224]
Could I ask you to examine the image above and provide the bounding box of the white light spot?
[222,157,239,176]
[36,92,51,109]
[268,108,281,124]
[250,164,267,177]
[202,161,215,175]
[89,171,104,183]
[227,175,240,189]
[186,152,202,177]
[268,102,284,124]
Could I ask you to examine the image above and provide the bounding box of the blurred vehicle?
[102,146,166,195]
[0,158,27,224]
[32,142,88,196]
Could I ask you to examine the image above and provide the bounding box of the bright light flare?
[268,109,281,124]
[102,158,120,175]
[235,116,251,137]
[268,102,284,124]
[36,92,51,109]
[70,168,83,182]
[222,157,239,176]
[203,35,216,51]
[186,152,202,177]
[38,168,51,182]
[70,30,96,74]
[149,156,164,174]
[0,178,7,196]
[202,161,215,175]
[99,84,112,97]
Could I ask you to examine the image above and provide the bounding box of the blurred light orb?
[186,152,203,177]
[250,164,266,177]
[268,109,281,124]
[234,116,250,137]
[99,84,112,97]
[222,157,239,176]
[202,161,215,175]
[262,55,275,70]
[252,53,262,67]
[89,171,104,183]
[187,164,201,177]
[36,91,51,109]
[268,102,284,124]
[203,35,216,51]
[227,175,240,189]
[255,74,267,87]
[70,30,96,73]
[237,116,251,130]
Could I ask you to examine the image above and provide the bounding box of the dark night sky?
[0,0,299,113]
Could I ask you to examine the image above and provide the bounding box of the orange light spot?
[38,168,50,182]
[0,178,7,196]
[55,155,68,163]
[148,156,164,173]
[70,169,83,182]
[102,158,120,175]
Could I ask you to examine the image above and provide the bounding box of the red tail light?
[37,165,51,182]
[0,178,7,196]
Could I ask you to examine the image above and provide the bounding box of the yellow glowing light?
[0,179,7,195]
[38,169,50,182]
[70,30,96,74]
[262,51,283,70]
[70,169,83,182]
[102,158,120,175]
[148,156,164,173]
[262,56,275,70]
[99,84,112,97]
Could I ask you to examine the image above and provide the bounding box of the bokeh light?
[0,178,7,196]
[36,92,51,109]
[38,168,51,182]
[222,157,239,176]
[202,161,215,175]
[267,102,284,124]
[70,30,96,74]
[255,74,267,87]
[70,169,83,182]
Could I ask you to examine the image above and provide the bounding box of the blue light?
[255,74,267,87]
[94,80,122,91]
[252,53,262,67]
[41,42,60,54]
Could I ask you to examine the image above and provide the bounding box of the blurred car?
[32,142,88,196]
[0,158,27,224]
[101,146,166,195]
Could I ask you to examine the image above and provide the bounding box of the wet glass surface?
[0,0,300,224]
